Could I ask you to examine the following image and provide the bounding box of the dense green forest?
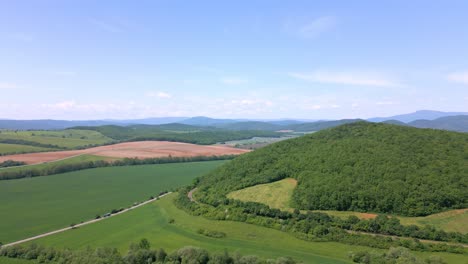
[195,122,468,216]
[74,125,281,145]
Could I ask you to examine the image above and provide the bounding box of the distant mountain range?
[0,110,467,133]
[368,110,468,123]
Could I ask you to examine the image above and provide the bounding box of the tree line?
[175,188,467,255]
[349,247,447,264]
[0,155,236,180]
[76,125,281,145]
[0,239,297,264]
[0,160,26,168]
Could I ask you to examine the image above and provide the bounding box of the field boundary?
[1,192,172,248]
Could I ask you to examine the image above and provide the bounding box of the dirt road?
[1,192,172,248]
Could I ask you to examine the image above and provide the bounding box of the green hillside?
[196,122,468,216]
[75,125,280,144]
[0,129,113,152]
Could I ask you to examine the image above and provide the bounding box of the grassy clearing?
[0,161,225,243]
[0,143,53,155]
[227,179,468,234]
[227,178,297,209]
[398,209,468,234]
[33,194,468,264]
[0,129,112,149]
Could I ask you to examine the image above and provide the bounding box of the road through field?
[1,192,172,248]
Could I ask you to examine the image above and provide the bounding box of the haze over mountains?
[0,110,467,132]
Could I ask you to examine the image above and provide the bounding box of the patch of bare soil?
[0,141,250,164]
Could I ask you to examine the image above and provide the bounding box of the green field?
[227,179,468,234]
[0,161,225,243]
[0,129,112,150]
[398,209,468,234]
[33,194,467,264]
[227,178,297,209]
[0,143,53,155]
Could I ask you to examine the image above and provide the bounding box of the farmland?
[0,141,249,165]
[0,160,226,243]
[0,143,53,155]
[0,154,109,173]
[32,194,467,264]
[0,129,113,150]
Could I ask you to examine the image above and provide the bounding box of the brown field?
[0,141,250,165]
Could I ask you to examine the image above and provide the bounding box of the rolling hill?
[195,122,468,216]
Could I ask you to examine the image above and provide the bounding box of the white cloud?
[0,82,17,89]
[146,91,172,99]
[447,71,468,84]
[289,70,400,87]
[220,78,248,85]
[376,101,398,105]
[41,101,77,110]
[298,16,337,38]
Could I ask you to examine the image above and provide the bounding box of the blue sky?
[1,0,467,120]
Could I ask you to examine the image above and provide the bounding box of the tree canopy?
[196,122,468,216]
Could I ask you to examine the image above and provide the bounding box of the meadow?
[0,160,225,243]
[227,178,468,234]
[0,129,113,150]
[0,143,53,155]
[32,194,467,264]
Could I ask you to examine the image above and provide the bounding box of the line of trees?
[0,239,297,264]
[0,155,236,180]
[175,188,467,255]
[349,247,446,264]
[0,160,26,168]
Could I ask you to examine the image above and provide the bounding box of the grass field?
[0,161,225,243]
[0,143,53,155]
[227,178,297,209]
[227,179,468,234]
[0,129,112,149]
[32,194,468,264]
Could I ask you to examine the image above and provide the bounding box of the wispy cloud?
[299,16,337,38]
[285,16,337,38]
[376,101,399,105]
[0,82,18,89]
[146,91,172,99]
[220,78,248,85]
[89,19,125,33]
[447,71,468,84]
[289,70,401,87]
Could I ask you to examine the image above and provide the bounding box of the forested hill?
[196,122,468,216]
